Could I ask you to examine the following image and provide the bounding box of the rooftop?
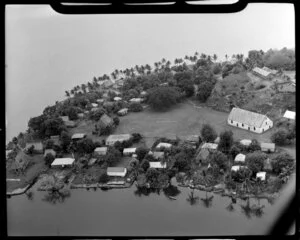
[260,142,275,149]
[234,153,246,162]
[156,142,172,149]
[252,67,272,77]
[106,134,131,142]
[283,110,295,120]
[25,142,43,150]
[228,107,270,128]
[107,167,126,173]
[71,133,86,140]
[149,162,167,169]
[51,158,75,166]
[201,143,218,149]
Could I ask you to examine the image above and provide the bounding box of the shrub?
[271,153,294,174]
[246,151,267,174]
[140,159,150,172]
[209,151,229,172]
[196,81,214,102]
[44,153,55,166]
[76,138,95,154]
[99,172,110,183]
[129,102,143,112]
[131,133,142,143]
[271,129,290,146]
[147,87,181,110]
[113,116,120,126]
[200,123,217,142]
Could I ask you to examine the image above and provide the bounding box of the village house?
[256,171,267,181]
[51,158,75,168]
[283,110,295,121]
[107,167,127,177]
[129,98,143,103]
[71,133,86,141]
[60,116,69,122]
[140,91,147,97]
[149,151,165,160]
[123,148,136,156]
[65,120,76,128]
[156,142,172,150]
[240,139,252,146]
[149,162,167,169]
[96,99,104,104]
[91,103,98,108]
[117,108,128,116]
[44,149,56,157]
[98,113,114,129]
[252,67,273,80]
[234,153,246,163]
[77,113,84,118]
[231,165,247,172]
[228,107,273,133]
[105,134,132,146]
[88,158,97,166]
[260,142,275,153]
[25,142,44,154]
[94,147,108,156]
[196,142,218,163]
[113,96,122,102]
[262,66,278,75]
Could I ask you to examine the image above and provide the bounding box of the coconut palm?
[213,54,218,62]
[65,91,70,98]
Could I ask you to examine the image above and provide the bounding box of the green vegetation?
[147,87,182,110]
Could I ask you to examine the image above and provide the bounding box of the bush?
[45,139,54,149]
[44,153,55,166]
[76,138,95,154]
[196,81,214,102]
[271,129,290,146]
[217,130,234,154]
[113,116,120,126]
[99,172,110,183]
[248,139,261,152]
[200,123,217,142]
[131,133,142,143]
[271,153,294,174]
[104,147,122,166]
[129,102,143,112]
[140,159,150,172]
[246,151,267,174]
[209,151,229,172]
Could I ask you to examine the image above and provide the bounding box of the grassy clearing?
[6,154,47,192]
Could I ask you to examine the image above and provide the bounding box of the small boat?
[100,186,113,191]
[168,196,177,200]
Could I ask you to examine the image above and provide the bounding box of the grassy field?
[114,101,276,148]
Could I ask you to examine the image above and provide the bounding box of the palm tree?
[65,91,70,98]
[81,84,87,93]
[200,53,207,59]
[213,54,218,62]
[225,54,228,61]
[186,189,199,206]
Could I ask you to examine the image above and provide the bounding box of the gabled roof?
[156,142,172,149]
[252,67,272,77]
[94,147,107,152]
[149,162,167,169]
[106,134,131,143]
[71,133,86,140]
[283,110,295,120]
[234,153,246,162]
[228,107,270,128]
[240,139,252,146]
[99,114,114,128]
[51,158,75,166]
[256,171,266,181]
[152,151,165,159]
[260,142,275,150]
[107,167,126,173]
[201,143,218,150]
[262,66,277,75]
[44,149,56,157]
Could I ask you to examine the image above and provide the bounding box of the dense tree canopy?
[147,87,182,110]
[218,130,234,154]
[200,124,217,142]
[271,153,294,174]
[246,151,267,174]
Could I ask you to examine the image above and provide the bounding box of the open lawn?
[113,101,277,148]
[6,154,47,192]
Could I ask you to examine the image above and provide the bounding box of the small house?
[123,148,136,156]
[201,143,218,150]
[240,139,252,146]
[25,142,44,154]
[196,142,218,163]
[228,107,273,133]
[256,171,266,181]
[88,158,97,166]
[214,137,220,144]
[283,110,295,120]
[140,91,147,96]
[77,113,84,118]
[149,162,167,169]
[260,142,275,153]
[91,103,98,108]
[60,116,69,122]
[107,167,127,177]
[234,153,246,163]
[114,96,122,102]
[71,133,86,141]
[44,149,56,157]
[152,151,165,160]
[91,107,98,112]
[96,99,104,104]
[231,165,247,172]
[65,120,76,128]
[94,147,108,156]
[156,142,172,150]
[129,98,143,103]
[262,66,278,75]
[117,108,128,116]
[106,134,132,146]
[252,67,273,80]
[51,158,75,168]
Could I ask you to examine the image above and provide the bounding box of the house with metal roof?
[107,167,127,177]
[51,158,75,168]
[149,162,167,169]
[94,147,108,156]
[114,97,122,102]
[240,139,252,146]
[105,134,132,146]
[256,171,267,181]
[98,113,114,129]
[234,153,246,163]
[123,148,136,156]
[231,165,247,172]
[117,108,128,116]
[283,110,295,120]
[156,142,172,150]
[71,133,86,140]
[228,107,273,133]
[252,67,273,79]
[129,98,143,103]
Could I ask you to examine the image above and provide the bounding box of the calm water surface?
[7,179,275,236]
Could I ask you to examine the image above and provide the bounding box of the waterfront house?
[107,167,127,177]
[98,113,114,129]
[25,142,44,154]
[149,162,167,169]
[252,67,273,80]
[94,147,108,156]
[240,139,252,146]
[260,142,275,153]
[114,96,122,102]
[117,108,128,116]
[51,158,75,168]
[228,107,273,133]
[156,142,172,150]
[123,148,136,156]
[234,153,246,163]
[71,133,86,141]
[283,110,295,120]
[44,149,56,157]
[106,134,131,146]
[256,171,267,181]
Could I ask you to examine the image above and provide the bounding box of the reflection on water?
[186,189,200,206]
[42,189,71,205]
[240,198,265,219]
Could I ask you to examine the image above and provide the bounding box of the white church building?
[228,107,273,134]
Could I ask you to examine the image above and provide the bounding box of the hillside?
[206,71,295,121]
